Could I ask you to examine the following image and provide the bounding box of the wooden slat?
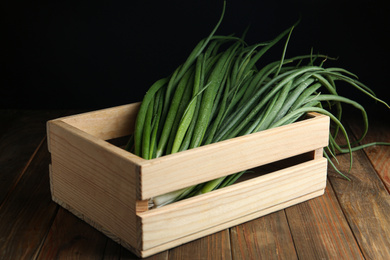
[48,120,142,251]
[140,114,329,199]
[0,139,58,259]
[36,208,108,259]
[59,102,140,140]
[0,110,63,205]
[286,181,364,259]
[230,210,297,259]
[169,230,232,260]
[328,122,390,259]
[140,189,324,258]
[139,158,327,251]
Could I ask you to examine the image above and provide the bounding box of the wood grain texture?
[140,113,329,199]
[3,109,388,259]
[0,110,63,205]
[0,139,58,260]
[48,120,141,250]
[47,106,329,257]
[60,102,140,140]
[139,189,324,258]
[169,230,232,260]
[230,210,297,260]
[286,181,364,259]
[348,114,390,191]
[139,159,327,251]
[37,208,107,259]
[328,123,390,259]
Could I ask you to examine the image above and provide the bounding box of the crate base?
[53,188,324,258]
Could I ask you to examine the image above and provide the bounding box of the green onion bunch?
[126,3,389,207]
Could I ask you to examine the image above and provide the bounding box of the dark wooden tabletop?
[1,109,389,259]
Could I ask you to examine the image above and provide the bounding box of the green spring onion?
[127,2,390,208]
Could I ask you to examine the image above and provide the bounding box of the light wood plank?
[140,113,329,199]
[139,159,327,251]
[139,189,324,258]
[48,120,142,251]
[59,102,140,140]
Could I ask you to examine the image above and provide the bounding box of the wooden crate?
[47,102,330,258]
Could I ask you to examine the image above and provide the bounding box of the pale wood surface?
[139,159,327,251]
[59,103,140,141]
[48,120,141,249]
[1,109,390,259]
[139,113,329,199]
[46,106,329,257]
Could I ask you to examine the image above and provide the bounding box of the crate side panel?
[60,103,140,140]
[139,158,328,250]
[140,115,329,199]
[48,120,140,250]
[139,189,324,258]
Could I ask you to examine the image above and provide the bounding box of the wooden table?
[1,109,389,259]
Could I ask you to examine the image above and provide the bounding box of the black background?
[2,0,389,116]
